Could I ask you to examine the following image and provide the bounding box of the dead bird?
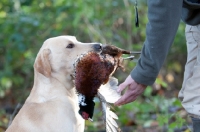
[73,44,140,132]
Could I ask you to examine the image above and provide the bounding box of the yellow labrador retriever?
[6,36,102,132]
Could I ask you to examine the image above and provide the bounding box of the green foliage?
[116,89,186,132]
[0,0,188,131]
[0,0,147,101]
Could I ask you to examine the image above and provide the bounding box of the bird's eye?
[66,43,74,48]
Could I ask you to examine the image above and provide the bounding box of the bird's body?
[73,44,135,131]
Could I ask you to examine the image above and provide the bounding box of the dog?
[6,36,102,132]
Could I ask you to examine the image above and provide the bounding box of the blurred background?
[0,0,189,132]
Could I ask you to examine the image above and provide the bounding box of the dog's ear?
[34,49,51,77]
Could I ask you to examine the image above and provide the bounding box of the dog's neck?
[26,71,76,103]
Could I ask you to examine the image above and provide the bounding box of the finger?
[114,89,136,106]
[117,82,128,93]
[114,94,136,106]
[117,75,134,93]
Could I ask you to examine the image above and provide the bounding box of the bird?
[73,44,140,132]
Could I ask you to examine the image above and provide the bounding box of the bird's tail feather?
[98,77,122,132]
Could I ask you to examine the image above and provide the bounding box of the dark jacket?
[130,0,200,85]
[182,0,200,25]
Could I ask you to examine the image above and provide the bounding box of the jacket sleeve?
[130,0,182,85]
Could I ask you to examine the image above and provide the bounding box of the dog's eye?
[66,43,74,48]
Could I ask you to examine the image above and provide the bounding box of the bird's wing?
[98,77,121,103]
[98,77,122,132]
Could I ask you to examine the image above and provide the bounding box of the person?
[114,0,200,131]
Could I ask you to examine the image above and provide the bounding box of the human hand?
[114,75,147,106]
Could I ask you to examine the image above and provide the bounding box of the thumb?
[117,82,128,93]
[117,75,133,93]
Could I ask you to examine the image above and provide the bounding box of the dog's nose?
[93,43,102,51]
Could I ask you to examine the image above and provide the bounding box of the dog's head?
[34,36,102,81]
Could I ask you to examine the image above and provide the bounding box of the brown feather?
[102,44,131,58]
[75,45,130,98]
[75,52,116,98]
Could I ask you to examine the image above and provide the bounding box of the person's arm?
[132,0,182,86]
[115,0,182,106]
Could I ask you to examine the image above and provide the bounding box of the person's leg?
[179,25,198,100]
[178,24,200,132]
